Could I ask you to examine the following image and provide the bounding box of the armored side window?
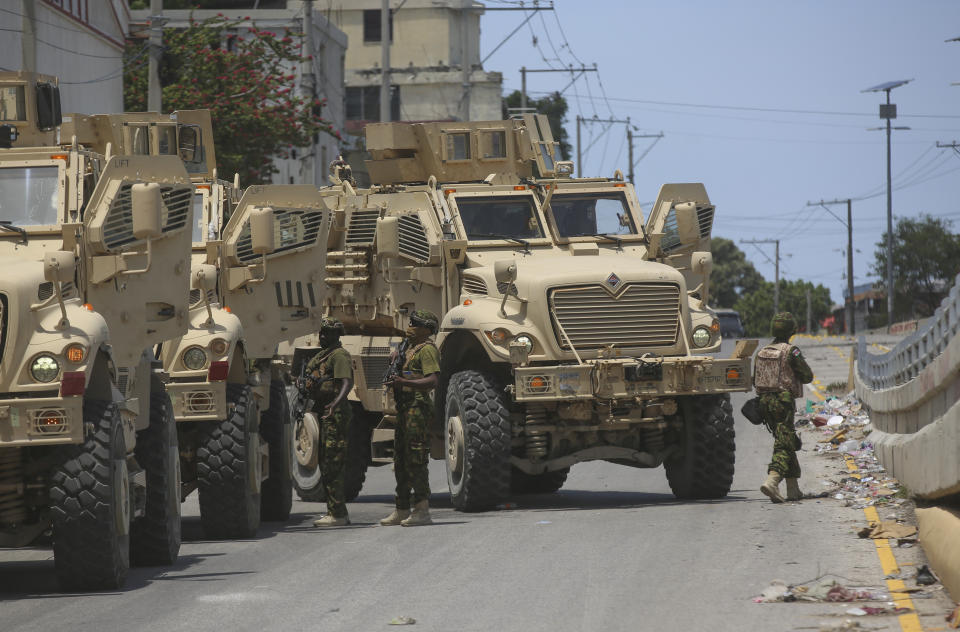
[479,130,506,159]
[445,132,471,161]
[0,86,26,121]
[157,125,177,155]
[661,207,681,252]
[125,124,150,155]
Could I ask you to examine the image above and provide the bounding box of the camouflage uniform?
[305,331,353,519]
[394,338,440,510]
[393,310,440,511]
[756,313,813,479]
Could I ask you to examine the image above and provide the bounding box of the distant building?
[327,0,502,181]
[128,4,347,186]
[0,1,130,114]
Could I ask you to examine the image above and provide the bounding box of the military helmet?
[320,317,345,335]
[409,309,439,333]
[770,312,797,339]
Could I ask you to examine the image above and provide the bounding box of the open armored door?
[522,113,560,177]
[82,155,194,366]
[644,183,716,304]
[173,110,216,180]
[220,185,333,358]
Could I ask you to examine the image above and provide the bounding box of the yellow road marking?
[843,455,924,631]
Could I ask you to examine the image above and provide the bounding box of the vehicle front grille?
[361,346,392,388]
[461,275,488,296]
[549,282,681,349]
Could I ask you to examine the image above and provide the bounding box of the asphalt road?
[1,336,950,631]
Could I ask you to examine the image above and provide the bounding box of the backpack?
[754,342,802,398]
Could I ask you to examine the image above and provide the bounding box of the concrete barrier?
[855,274,960,599]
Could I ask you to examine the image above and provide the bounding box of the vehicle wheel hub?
[296,414,320,469]
[447,414,464,476]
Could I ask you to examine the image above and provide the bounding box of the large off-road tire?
[510,467,569,494]
[50,399,130,591]
[260,379,293,521]
[444,370,512,511]
[197,383,261,539]
[131,387,181,566]
[664,394,736,499]
[293,402,370,503]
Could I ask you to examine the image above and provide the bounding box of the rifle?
[382,337,411,402]
[293,360,315,423]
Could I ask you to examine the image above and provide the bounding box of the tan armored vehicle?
[292,115,755,511]
[63,110,333,537]
[0,72,193,588]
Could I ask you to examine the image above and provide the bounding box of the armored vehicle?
[0,72,192,588]
[63,110,332,537]
[291,115,755,511]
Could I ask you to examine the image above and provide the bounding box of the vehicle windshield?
[455,195,544,241]
[0,166,60,226]
[549,192,636,237]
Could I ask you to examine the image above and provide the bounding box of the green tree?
[123,14,337,185]
[502,90,571,160]
[872,214,960,320]
[709,237,765,308]
[735,279,832,337]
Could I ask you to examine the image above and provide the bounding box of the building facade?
[0,0,130,114]
[128,4,347,186]
[328,0,503,130]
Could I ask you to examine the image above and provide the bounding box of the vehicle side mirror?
[673,201,700,243]
[376,216,400,258]
[178,126,198,162]
[44,250,75,283]
[690,251,712,277]
[192,263,218,291]
[250,207,276,255]
[494,259,518,285]
[35,82,62,131]
[131,183,163,239]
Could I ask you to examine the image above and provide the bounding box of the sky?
[478,0,960,307]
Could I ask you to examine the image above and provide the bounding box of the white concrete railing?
[854,272,960,500]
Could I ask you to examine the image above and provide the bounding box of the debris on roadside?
[857,521,917,540]
[388,616,416,625]
[946,603,960,628]
[916,564,937,586]
[754,576,891,604]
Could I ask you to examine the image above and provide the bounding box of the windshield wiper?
[592,233,624,250]
[469,232,532,253]
[0,221,28,244]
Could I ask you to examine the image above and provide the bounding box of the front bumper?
[167,380,227,421]
[0,395,84,446]
[513,356,751,402]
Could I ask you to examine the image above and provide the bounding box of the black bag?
[741,397,764,425]
[793,432,803,450]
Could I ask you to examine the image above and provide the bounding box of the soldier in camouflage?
[380,309,441,527]
[304,318,354,527]
[754,312,814,503]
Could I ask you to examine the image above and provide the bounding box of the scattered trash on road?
[916,565,937,586]
[388,616,416,625]
[536,520,552,525]
[857,521,917,540]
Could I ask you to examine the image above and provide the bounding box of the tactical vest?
[401,341,436,377]
[754,342,802,398]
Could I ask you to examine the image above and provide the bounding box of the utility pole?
[520,65,597,117]
[148,0,163,112]
[576,115,627,178]
[301,0,315,184]
[742,239,781,313]
[937,140,960,154]
[460,0,470,121]
[627,121,633,185]
[21,0,36,73]
[626,126,664,185]
[379,0,391,122]
[863,79,911,331]
[806,287,812,334]
[807,198,855,335]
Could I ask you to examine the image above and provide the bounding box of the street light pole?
[863,79,912,331]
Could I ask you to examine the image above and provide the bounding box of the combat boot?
[401,500,433,526]
[786,478,803,501]
[760,471,785,504]
[313,513,350,527]
[379,508,410,526]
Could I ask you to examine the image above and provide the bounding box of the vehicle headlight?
[692,326,712,348]
[513,335,534,353]
[182,346,208,370]
[209,338,229,356]
[30,354,61,382]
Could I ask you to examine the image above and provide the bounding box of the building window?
[363,9,393,43]
[346,86,400,122]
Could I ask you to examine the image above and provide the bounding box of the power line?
[0,26,125,59]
